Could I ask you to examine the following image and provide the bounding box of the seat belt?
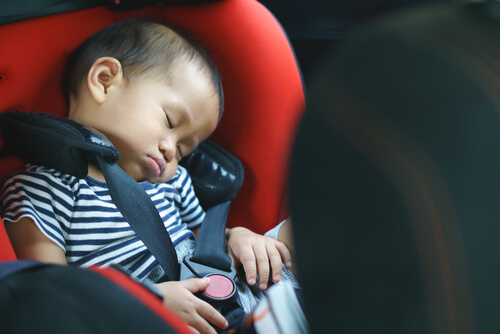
[191,200,232,271]
[179,200,245,326]
[95,155,180,281]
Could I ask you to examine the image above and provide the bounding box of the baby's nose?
[159,140,176,162]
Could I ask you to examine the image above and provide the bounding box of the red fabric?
[89,266,192,333]
[0,218,16,261]
[0,0,304,246]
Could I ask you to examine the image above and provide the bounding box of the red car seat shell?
[0,222,15,261]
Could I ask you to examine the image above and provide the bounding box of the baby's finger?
[239,245,257,286]
[187,325,200,334]
[196,299,228,331]
[182,277,212,293]
[188,314,219,334]
[267,243,284,283]
[276,240,293,269]
[254,245,270,290]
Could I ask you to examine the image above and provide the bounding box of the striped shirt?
[1,164,204,280]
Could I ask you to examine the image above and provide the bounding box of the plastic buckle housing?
[180,255,239,311]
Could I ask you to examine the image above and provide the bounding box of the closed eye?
[177,146,183,160]
[166,114,173,129]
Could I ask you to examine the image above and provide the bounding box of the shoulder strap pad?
[180,140,244,210]
[0,111,119,178]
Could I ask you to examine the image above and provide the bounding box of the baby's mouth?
[148,156,166,177]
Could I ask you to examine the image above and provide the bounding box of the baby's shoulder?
[165,165,190,186]
[5,164,80,190]
[151,166,193,198]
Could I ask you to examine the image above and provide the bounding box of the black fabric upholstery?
[0,263,180,334]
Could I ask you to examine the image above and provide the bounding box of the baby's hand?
[156,277,228,334]
[226,227,292,290]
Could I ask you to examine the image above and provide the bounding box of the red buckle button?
[204,274,234,299]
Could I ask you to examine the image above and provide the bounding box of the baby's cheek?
[163,162,178,182]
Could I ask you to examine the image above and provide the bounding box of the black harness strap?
[95,155,179,281]
[191,201,232,272]
[179,139,244,273]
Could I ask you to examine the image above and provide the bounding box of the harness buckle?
[180,255,240,312]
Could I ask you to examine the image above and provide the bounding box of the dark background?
[257,0,455,88]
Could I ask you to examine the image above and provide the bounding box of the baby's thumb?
[182,277,211,293]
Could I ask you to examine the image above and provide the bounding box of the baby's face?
[96,62,219,183]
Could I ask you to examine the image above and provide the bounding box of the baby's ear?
[87,57,124,104]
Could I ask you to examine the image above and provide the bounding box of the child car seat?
[0,0,305,331]
[0,0,305,237]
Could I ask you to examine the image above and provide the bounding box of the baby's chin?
[146,172,175,184]
[121,165,173,184]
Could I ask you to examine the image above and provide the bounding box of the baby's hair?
[64,19,224,116]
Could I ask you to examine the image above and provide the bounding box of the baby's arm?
[5,217,67,264]
[225,225,293,290]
